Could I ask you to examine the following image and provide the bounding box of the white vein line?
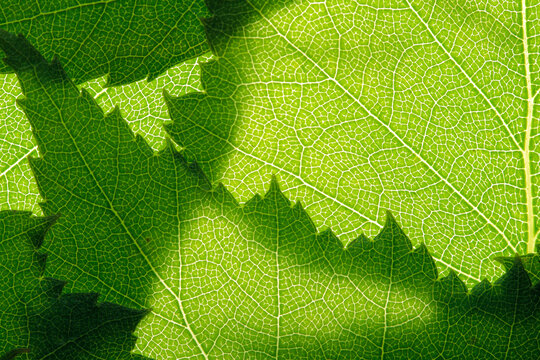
[0,0,116,26]
[532,86,540,101]
[0,145,38,178]
[179,117,481,282]
[403,0,522,151]
[244,0,517,253]
[274,192,281,359]
[179,116,380,229]
[43,246,188,329]
[432,256,481,282]
[521,0,536,253]
[32,79,205,355]
[380,246,393,359]
[173,146,208,359]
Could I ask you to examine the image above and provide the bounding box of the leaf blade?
[167,0,540,284]
[0,0,210,85]
[0,211,149,360]
[2,31,539,359]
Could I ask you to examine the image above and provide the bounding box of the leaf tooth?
[0,30,69,96]
[244,193,263,209]
[469,279,493,297]
[212,182,238,202]
[493,256,532,294]
[162,137,181,154]
[102,106,156,159]
[48,56,69,82]
[159,139,213,190]
[26,213,60,250]
[261,175,291,209]
[345,233,372,255]
[186,160,212,189]
[315,227,346,255]
[292,201,317,235]
[411,243,438,281]
[159,137,188,166]
[437,270,468,299]
[267,174,281,193]
[373,211,413,256]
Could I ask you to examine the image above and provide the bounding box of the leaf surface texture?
[0,0,209,85]
[0,211,147,359]
[167,0,540,283]
[1,31,539,359]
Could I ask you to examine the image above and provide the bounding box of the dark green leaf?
[0,211,148,360]
[0,0,209,85]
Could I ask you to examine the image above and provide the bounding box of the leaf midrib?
[520,0,537,253]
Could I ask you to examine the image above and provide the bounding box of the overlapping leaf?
[0,0,211,215]
[498,247,540,286]
[0,53,210,214]
[1,31,539,359]
[0,211,148,360]
[0,0,209,85]
[166,0,540,284]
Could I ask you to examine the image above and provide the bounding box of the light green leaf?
[83,54,212,151]
[2,30,540,359]
[0,0,209,85]
[0,211,148,360]
[0,73,39,214]
[166,0,540,284]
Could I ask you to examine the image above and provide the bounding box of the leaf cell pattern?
[1,30,539,359]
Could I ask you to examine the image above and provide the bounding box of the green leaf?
[497,248,540,286]
[0,73,40,214]
[0,0,211,216]
[0,53,211,214]
[166,0,540,284]
[0,0,209,85]
[0,211,148,360]
[2,30,540,359]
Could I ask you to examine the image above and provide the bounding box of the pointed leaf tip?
[0,31,45,72]
[440,270,468,296]
[163,88,173,102]
[374,210,413,253]
[345,232,371,253]
[163,137,180,154]
[413,243,438,280]
[268,175,281,193]
[28,213,60,249]
[384,210,397,226]
[494,255,532,292]
[263,176,293,210]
